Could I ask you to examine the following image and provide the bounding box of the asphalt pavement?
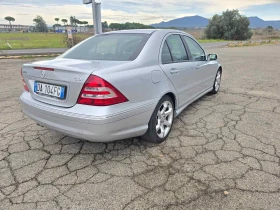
[0,44,280,209]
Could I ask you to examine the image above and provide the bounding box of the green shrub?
[205,10,253,40]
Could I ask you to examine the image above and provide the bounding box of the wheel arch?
[218,65,222,74]
[164,92,177,109]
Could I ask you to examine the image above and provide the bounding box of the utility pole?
[83,0,102,34]
[91,0,98,35]
[95,2,102,34]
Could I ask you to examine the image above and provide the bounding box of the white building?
[0,24,33,32]
[54,26,91,33]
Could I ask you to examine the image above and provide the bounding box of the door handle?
[196,65,201,70]
[170,68,179,74]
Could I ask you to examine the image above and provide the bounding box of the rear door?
[159,34,197,108]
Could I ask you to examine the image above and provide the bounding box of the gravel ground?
[0,44,280,209]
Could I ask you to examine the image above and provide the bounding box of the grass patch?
[19,55,58,59]
[0,33,91,50]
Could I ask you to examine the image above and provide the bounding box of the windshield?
[61,33,151,61]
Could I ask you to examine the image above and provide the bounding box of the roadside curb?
[0,54,61,59]
[0,48,67,57]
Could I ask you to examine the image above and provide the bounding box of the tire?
[143,95,174,144]
[209,69,222,94]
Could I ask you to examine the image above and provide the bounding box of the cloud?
[0,0,279,25]
[194,0,280,13]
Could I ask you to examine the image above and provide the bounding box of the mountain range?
[151,15,280,29]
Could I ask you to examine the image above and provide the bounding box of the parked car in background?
[20,29,222,143]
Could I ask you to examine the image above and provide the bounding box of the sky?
[0,0,280,26]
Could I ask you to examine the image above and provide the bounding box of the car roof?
[103,29,191,36]
[107,29,157,34]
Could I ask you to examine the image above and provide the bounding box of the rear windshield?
[61,33,150,61]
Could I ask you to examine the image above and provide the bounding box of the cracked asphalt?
[0,44,280,210]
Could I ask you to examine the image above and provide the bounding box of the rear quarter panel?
[94,63,176,104]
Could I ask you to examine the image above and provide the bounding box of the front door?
[182,36,217,92]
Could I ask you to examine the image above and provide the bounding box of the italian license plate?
[34,82,65,99]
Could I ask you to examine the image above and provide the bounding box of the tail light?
[77,75,128,106]
[21,69,29,92]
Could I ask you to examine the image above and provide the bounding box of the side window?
[183,36,206,61]
[161,41,172,64]
[166,35,188,62]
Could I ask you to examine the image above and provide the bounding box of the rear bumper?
[20,92,157,142]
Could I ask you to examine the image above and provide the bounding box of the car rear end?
[20,31,158,142]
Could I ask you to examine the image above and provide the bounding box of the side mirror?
[208,54,218,61]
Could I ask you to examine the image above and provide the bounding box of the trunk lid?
[22,58,128,107]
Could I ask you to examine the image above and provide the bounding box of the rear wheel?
[143,95,174,144]
[209,69,222,94]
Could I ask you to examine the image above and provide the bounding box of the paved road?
[1,48,68,56]
[0,45,280,209]
[0,42,228,56]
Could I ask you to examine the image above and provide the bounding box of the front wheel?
[209,69,222,94]
[143,96,174,144]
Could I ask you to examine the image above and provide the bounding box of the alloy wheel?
[215,71,221,92]
[156,101,174,138]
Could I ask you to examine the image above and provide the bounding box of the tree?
[33,15,48,32]
[75,20,88,32]
[102,21,108,29]
[109,22,154,31]
[53,24,62,31]
[81,21,89,32]
[266,25,274,33]
[70,16,75,27]
[205,9,253,40]
[70,16,78,30]
[55,18,59,24]
[5,16,15,30]
[81,21,88,28]
[53,24,62,28]
[61,19,68,25]
[76,20,83,32]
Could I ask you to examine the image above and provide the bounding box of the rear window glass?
[61,33,150,61]
[166,35,188,62]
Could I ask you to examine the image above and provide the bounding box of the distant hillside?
[151,15,209,28]
[248,17,280,29]
[151,15,280,29]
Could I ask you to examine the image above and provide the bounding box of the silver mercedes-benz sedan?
[20,29,222,143]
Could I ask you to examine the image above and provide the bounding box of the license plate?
[34,82,65,99]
